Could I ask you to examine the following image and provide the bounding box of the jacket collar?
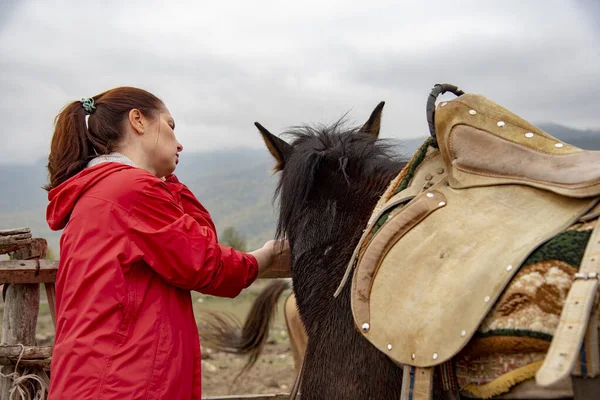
[86,152,136,169]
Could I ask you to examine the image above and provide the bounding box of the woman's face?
[143,108,183,178]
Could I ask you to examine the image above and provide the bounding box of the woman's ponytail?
[44,99,98,191]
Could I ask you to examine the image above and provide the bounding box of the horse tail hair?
[199,279,292,376]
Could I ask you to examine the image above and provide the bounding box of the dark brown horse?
[203,103,409,399]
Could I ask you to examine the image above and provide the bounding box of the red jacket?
[46,162,258,399]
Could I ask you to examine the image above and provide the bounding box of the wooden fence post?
[0,237,47,398]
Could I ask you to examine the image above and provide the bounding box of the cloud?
[1,0,599,164]
[575,0,600,34]
[0,0,19,31]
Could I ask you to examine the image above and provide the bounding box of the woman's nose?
[177,142,183,152]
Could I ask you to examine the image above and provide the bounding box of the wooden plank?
[0,358,51,368]
[0,236,33,255]
[45,283,57,329]
[0,234,31,242]
[0,345,52,359]
[0,228,30,236]
[11,238,47,260]
[0,228,32,255]
[0,260,58,284]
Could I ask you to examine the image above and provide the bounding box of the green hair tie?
[80,97,96,115]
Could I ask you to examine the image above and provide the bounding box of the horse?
[203,97,600,399]
[203,103,407,399]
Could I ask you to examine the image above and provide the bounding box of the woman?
[44,86,290,399]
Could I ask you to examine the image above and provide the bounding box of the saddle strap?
[401,366,434,400]
[288,355,304,400]
[536,219,600,386]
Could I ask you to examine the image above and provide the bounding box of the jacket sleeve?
[163,174,217,233]
[127,177,258,297]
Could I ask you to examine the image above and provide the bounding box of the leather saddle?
[338,85,600,399]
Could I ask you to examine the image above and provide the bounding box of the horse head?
[254,103,406,399]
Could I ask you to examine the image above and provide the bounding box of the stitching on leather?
[453,164,600,190]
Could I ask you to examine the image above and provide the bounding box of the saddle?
[341,85,600,399]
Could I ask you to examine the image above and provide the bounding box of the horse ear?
[358,101,385,138]
[255,122,292,171]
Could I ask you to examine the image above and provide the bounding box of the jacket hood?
[46,163,136,230]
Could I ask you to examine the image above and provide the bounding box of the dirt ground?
[200,342,296,396]
[0,281,297,398]
[195,281,298,397]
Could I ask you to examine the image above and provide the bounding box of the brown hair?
[44,86,164,191]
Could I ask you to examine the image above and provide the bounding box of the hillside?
[0,124,598,255]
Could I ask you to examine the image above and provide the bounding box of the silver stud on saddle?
[573,272,599,281]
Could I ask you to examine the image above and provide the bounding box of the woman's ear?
[128,109,145,135]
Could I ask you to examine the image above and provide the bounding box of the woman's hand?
[250,239,292,279]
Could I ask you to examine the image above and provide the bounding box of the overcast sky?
[1,0,599,164]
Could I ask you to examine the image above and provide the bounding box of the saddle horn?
[426,83,465,147]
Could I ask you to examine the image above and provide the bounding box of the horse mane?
[273,118,405,242]
[201,115,408,396]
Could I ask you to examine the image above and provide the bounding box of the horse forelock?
[273,121,404,245]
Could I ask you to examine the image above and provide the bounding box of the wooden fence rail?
[0,228,32,254]
[0,260,58,284]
